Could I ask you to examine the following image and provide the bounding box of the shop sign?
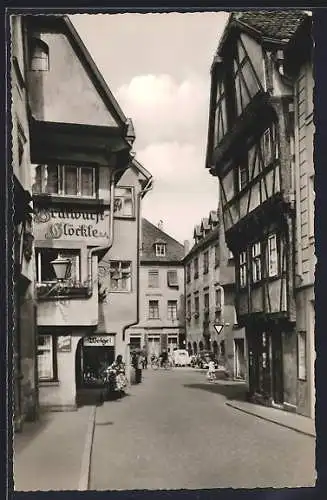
[34,207,110,242]
[57,336,72,352]
[83,336,115,347]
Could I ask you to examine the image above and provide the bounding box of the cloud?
[137,141,219,243]
[116,74,210,149]
[116,73,218,242]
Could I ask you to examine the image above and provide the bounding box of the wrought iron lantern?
[50,256,72,281]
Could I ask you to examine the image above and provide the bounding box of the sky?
[70,12,230,244]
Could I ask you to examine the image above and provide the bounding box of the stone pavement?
[202,375,316,438]
[13,405,96,491]
[226,397,316,438]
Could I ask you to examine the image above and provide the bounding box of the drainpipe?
[87,165,128,296]
[293,88,303,283]
[122,177,153,351]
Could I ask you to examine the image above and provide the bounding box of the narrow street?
[90,368,315,490]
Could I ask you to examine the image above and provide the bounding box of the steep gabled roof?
[131,158,153,191]
[25,15,129,129]
[141,219,184,264]
[233,10,308,42]
[209,210,219,225]
[193,225,202,239]
[201,218,210,231]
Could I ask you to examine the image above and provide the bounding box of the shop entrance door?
[148,336,160,358]
[167,336,178,354]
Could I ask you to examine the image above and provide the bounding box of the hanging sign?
[83,336,115,347]
[33,207,110,243]
[57,336,72,352]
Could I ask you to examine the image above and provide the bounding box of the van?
[173,349,190,367]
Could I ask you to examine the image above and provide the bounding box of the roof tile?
[141,218,184,263]
[233,10,307,41]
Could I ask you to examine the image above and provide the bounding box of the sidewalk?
[13,405,96,491]
[226,399,316,438]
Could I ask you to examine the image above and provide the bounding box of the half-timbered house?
[205,11,312,413]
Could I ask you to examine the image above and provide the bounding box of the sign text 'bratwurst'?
[34,208,110,242]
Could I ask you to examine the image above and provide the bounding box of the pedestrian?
[207,357,216,382]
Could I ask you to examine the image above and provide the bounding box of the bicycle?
[151,357,160,370]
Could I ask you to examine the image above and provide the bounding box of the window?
[251,242,262,283]
[204,293,210,310]
[109,261,132,292]
[114,187,134,217]
[33,164,96,198]
[261,125,278,167]
[148,269,159,288]
[149,300,159,319]
[308,175,315,238]
[155,243,166,257]
[298,331,307,381]
[238,164,248,191]
[215,244,220,267]
[203,251,209,274]
[36,248,80,283]
[194,296,199,322]
[167,270,178,288]
[37,335,56,380]
[194,257,199,279]
[267,234,278,277]
[215,288,222,309]
[186,263,191,284]
[167,300,178,320]
[186,298,191,321]
[130,337,141,350]
[239,251,247,288]
[30,38,49,71]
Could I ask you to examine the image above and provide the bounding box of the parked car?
[173,349,190,367]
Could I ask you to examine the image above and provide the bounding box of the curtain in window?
[81,167,94,197]
[45,165,58,194]
[148,270,159,288]
[64,166,78,196]
[167,270,178,287]
[37,335,53,379]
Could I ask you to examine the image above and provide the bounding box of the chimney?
[157,220,164,231]
[184,240,190,256]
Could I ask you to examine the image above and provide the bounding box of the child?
[207,358,216,382]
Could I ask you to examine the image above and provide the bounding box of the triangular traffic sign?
[214,324,224,335]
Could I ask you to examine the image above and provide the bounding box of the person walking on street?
[207,356,216,382]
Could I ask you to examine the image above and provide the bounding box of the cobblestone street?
[90,368,316,490]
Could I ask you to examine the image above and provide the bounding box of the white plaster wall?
[39,336,81,408]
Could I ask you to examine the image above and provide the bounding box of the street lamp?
[50,255,72,281]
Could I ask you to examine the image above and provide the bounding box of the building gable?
[26,16,126,129]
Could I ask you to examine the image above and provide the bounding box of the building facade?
[205,11,314,415]
[128,219,185,359]
[284,16,315,418]
[184,211,246,380]
[22,14,151,410]
[11,15,38,431]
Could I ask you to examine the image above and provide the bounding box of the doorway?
[148,336,160,359]
[271,331,284,404]
[75,338,115,389]
[234,338,246,380]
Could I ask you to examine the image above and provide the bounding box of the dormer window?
[30,38,49,71]
[155,243,166,257]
